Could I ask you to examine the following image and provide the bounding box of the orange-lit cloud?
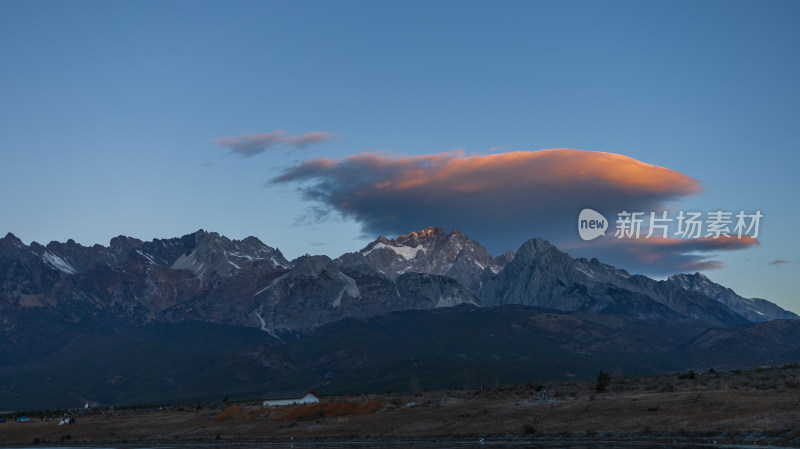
[769,259,790,266]
[272,148,713,272]
[275,149,701,196]
[213,130,334,157]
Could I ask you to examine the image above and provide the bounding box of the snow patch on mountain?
[333,272,361,307]
[252,272,292,297]
[136,250,157,265]
[253,311,282,341]
[227,251,255,261]
[364,242,426,260]
[170,250,206,276]
[435,295,477,308]
[271,256,290,269]
[339,272,360,297]
[42,251,77,275]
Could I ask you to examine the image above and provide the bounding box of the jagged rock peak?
[513,237,560,261]
[394,226,448,247]
[369,226,478,250]
[241,235,268,246]
[405,226,447,238]
[188,229,274,252]
[1,232,23,246]
[669,272,705,280]
[0,232,29,258]
[290,255,336,278]
[110,235,143,248]
[344,226,510,294]
[667,272,718,292]
[191,229,224,244]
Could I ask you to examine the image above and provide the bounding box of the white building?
[262,390,320,407]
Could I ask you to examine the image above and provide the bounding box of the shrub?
[596,371,611,393]
[658,381,675,393]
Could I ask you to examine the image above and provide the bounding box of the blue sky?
[1,1,798,310]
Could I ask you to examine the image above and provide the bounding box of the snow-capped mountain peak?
[340,227,511,293]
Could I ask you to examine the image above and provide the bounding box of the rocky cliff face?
[248,254,479,335]
[667,272,798,322]
[1,227,794,360]
[0,230,295,362]
[478,238,751,327]
[337,227,511,293]
[0,229,480,351]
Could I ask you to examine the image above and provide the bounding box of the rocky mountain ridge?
[1,227,799,410]
[1,227,794,349]
[0,229,480,356]
[668,272,797,322]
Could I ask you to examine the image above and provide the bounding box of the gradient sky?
[1,1,798,311]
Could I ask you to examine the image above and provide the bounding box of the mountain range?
[0,227,797,410]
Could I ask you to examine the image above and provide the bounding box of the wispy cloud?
[567,235,760,273]
[287,131,336,149]
[271,148,708,265]
[212,130,335,157]
[212,131,288,157]
[769,259,790,266]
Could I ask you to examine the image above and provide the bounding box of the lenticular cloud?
[271,148,703,258]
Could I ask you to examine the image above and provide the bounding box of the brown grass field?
[2,367,800,447]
